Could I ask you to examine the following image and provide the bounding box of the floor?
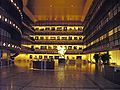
[0,61,120,90]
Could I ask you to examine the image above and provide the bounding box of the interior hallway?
[0,61,120,90]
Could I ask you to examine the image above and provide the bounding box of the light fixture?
[10,21,12,24]
[11,0,13,2]
[3,43,6,46]
[5,18,7,22]
[19,10,21,12]
[13,24,15,27]
[14,3,16,6]
[15,46,17,48]
[12,45,14,47]
[17,7,19,9]
[0,15,1,19]
[8,44,10,47]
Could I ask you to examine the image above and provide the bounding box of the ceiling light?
[17,7,19,9]
[12,45,14,47]
[13,24,15,26]
[14,3,16,6]
[0,15,1,19]
[10,21,12,24]
[11,0,13,2]
[3,43,6,46]
[8,44,10,47]
[5,18,7,22]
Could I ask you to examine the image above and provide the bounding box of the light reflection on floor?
[1,60,120,90]
[14,59,102,74]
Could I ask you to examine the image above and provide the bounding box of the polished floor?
[0,61,120,90]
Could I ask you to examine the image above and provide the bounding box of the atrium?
[0,0,120,90]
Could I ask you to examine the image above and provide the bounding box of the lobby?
[0,0,120,90]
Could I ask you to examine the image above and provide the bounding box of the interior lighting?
[0,15,1,19]
[16,26,18,28]
[14,3,16,6]
[10,21,12,24]
[8,44,10,47]
[5,18,7,22]
[3,43,6,46]
[12,45,14,47]
[13,24,15,27]
[17,7,19,9]
[11,0,13,2]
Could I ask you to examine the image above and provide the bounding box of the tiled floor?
[0,62,120,90]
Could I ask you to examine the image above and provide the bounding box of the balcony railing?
[34,40,83,45]
[35,30,82,35]
[21,46,34,53]
[34,49,83,54]
[0,35,21,51]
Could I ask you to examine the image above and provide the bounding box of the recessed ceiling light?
[11,0,13,2]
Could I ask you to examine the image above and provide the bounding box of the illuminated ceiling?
[22,0,93,22]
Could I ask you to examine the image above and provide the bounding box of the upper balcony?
[33,26,83,35]
[0,9,22,39]
[1,0,23,23]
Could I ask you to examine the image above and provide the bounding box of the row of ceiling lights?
[2,42,21,50]
[0,14,22,35]
[10,0,23,19]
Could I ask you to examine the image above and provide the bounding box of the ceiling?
[22,0,93,22]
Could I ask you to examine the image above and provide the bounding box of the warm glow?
[23,0,93,22]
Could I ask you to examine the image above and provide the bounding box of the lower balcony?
[34,49,83,54]
[0,35,21,52]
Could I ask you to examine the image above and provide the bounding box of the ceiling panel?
[23,0,93,22]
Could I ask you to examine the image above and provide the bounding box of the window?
[40,37,44,40]
[74,37,77,40]
[68,46,72,50]
[57,36,60,40]
[41,46,47,49]
[68,36,72,40]
[35,36,39,40]
[79,47,82,50]
[50,37,56,40]
[79,37,82,40]
[63,27,67,31]
[62,37,67,40]
[46,37,48,40]
[45,27,50,30]
[48,46,52,49]
[39,56,42,59]
[74,46,77,49]
[29,55,32,59]
[44,56,48,59]
[51,27,55,31]
[57,27,62,31]
[53,46,57,49]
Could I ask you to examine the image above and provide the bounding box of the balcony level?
[34,40,83,45]
[35,30,82,35]
[34,49,83,54]
[0,35,21,52]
